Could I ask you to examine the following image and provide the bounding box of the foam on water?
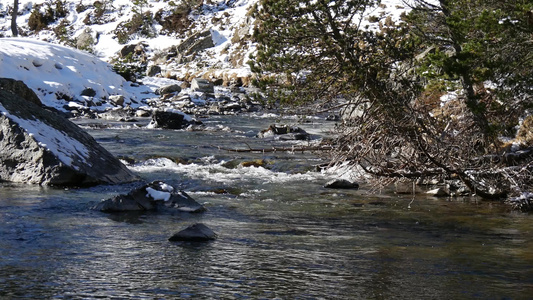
[130,157,335,185]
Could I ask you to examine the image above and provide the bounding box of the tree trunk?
[11,0,19,37]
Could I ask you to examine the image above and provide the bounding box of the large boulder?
[176,30,214,56]
[0,78,42,106]
[76,29,95,50]
[93,181,206,213]
[0,88,139,186]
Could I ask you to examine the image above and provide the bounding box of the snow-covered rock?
[93,181,205,213]
[0,87,139,186]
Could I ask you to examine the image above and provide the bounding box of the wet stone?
[168,223,217,242]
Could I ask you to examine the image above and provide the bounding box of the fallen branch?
[213,145,334,153]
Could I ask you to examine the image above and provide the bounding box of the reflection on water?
[1,115,533,299]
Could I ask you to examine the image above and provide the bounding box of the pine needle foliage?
[251,0,533,200]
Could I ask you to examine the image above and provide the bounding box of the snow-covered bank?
[0,38,137,111]
[0,0,411,83]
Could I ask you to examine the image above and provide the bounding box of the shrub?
[112,53,147,82]
[114,12,154,44]
[28,1,68,32]
[154,5,192,35]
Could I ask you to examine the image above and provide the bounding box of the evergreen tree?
[252,0,533,199]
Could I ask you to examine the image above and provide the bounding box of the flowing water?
[1,114,533,299]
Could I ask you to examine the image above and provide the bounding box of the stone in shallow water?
[324,179,359,189]
[168,223,217,242]
[93,181,206,213]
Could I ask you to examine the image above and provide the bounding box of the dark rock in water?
[93,181,206,213]
[0,78,42,106]
[169,223,217,242]
[257,124,309,140]
[148,110,200,129]
[0,88,139,186]
[324,179,359,189]
[150,110,185,129]
[94,193,155,212]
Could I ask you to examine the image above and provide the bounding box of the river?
[1,114,532,299]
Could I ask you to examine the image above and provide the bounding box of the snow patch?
[146,187,172,202]
[0,103,90,167]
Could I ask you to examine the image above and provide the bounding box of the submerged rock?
[324,179,360,189]
[93,181,206,213]
[168,223,217,242]
[0,87,139,186]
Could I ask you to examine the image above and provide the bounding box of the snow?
[0,0,414,107]
[0,0,413,88]
[0,38,134,111]
[146,187,172,202]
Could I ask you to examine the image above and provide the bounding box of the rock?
[240,159,268,168]
[0,88,139,186]
[93,181,206,213]
[109,95,125,106]
[176,30,214,56]
[0,78,42,106]
[148,110,195,129]
[324,179,360,189]
[146,65,162,77]
[119,44,137,58]
[135,109,151,117]
[98,107,135,120]
[223,102,243,112]
[257,124,309,140]
[155,84,181,95]
[168,223,217,242]
[191,78,214,94]
[426,187,450,197]
[76,29,95,50]
[80,87,96,97]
